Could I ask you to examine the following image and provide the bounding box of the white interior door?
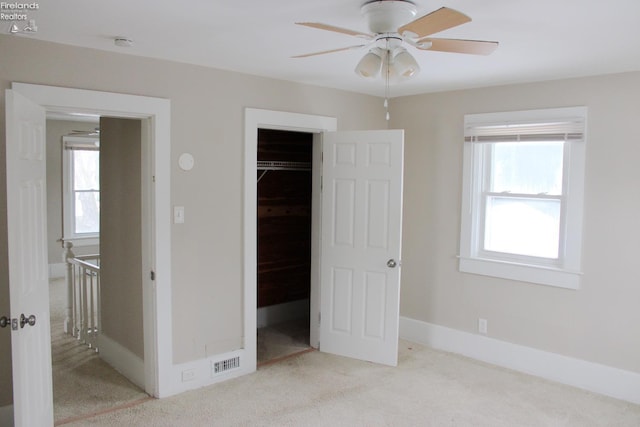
[5,89,54,426]
[320,129,404,366]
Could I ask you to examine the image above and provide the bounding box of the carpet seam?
[54,396,153,426]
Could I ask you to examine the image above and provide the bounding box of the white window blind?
[464,119,585,143]
[64,138,100,151]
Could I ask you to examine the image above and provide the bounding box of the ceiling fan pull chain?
[385,44,391,121]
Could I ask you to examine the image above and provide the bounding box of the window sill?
[62,236,100,248]
[459,256,581,290]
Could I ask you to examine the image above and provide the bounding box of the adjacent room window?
[459,107,586,289]
[63,136,100,245]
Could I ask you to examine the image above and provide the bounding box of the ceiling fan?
[293,1,498,81]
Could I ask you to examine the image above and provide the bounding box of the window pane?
[484,196,560,259]
[490,142,564,195]
[75,190,100,234]
[73,150,100,191]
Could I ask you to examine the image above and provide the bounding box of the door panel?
[6,89,54,426]
[320,130,403,367]
[330,267,354,334]
[333,179,356,246]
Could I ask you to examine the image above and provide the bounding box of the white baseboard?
[48,263,66,279]
[399,316,640,405]
[257,299,309,328]
[0,404,13,427]
[99,334,145,390]
[163,348,254,398]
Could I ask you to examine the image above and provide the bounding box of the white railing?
[63,242,101,352]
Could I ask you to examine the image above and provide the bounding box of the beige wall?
[46,120,100,264]
[0,34,386,405]
[99,117,144,359]
[392,71,640,374]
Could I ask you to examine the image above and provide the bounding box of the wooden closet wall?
[257,129,313,308]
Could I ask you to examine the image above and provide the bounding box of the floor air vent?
[213,356,240,374]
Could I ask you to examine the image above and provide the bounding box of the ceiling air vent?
[213,356,240,375]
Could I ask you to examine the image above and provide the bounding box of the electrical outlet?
[182,369,196,382]
[478,318,488,335]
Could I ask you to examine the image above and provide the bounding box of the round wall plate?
[178,153,195,171]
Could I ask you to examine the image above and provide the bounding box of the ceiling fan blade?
[292,45,366,58]
[296,22,373,39]
[398,7,471,38]
[416,38,498,55]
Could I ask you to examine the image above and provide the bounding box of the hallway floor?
[49,278,148,425]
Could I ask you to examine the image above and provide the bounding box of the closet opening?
[256,128,313,365]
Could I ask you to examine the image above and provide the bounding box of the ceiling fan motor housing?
[361,0,417,34]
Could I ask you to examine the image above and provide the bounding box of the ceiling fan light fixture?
[393,48,420,78]
[355,49,383,78]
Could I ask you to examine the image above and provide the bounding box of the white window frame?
[459,107,587,289]
[62,135,100,247]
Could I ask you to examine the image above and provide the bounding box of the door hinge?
[318,312,321,325]
[150,270,155,281]
[152,175,156,183]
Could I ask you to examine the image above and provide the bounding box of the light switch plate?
[174,206,185,224]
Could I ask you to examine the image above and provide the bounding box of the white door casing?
[320,130,404,366]
[244,108,337,371]
[6,89,54,426]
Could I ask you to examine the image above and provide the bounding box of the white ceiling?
[9,0,640,97]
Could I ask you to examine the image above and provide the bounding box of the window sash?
[480,194,563,261]
[73,189,100,235]
[63,135,100,240]
[475,134,568,262]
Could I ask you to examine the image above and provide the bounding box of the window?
[63,136,100,245]
[459,107,586,289]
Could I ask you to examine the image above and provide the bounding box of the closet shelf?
[257,161,312,183]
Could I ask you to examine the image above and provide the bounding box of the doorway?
[6,83,171,425]
[243,109,338,372]
[256,129,313,364]
[44,116,149,422]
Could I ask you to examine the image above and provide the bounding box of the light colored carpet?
[49,278,149,424]
[64,340,640,426]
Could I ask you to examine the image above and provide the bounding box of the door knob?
[20,314,36,328]
[387,259,397,268]
[0,316,8,328]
